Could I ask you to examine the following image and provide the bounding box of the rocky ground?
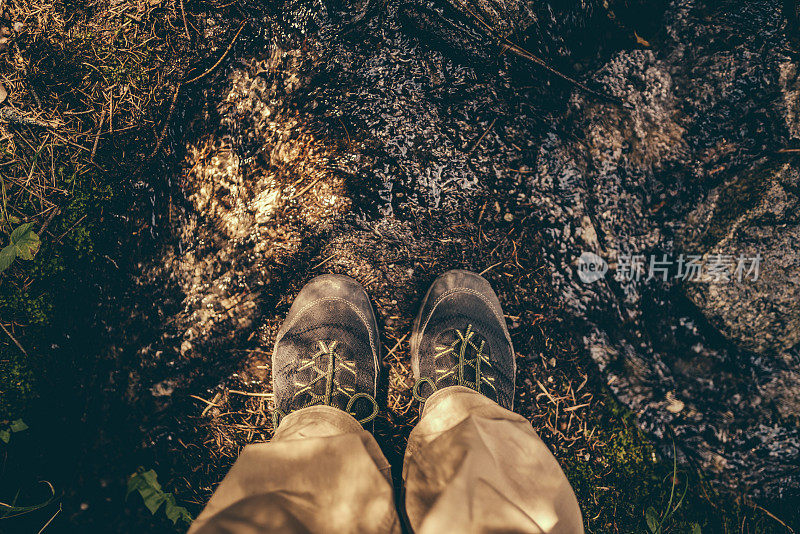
[540,0,800,496]
[2,0,800,531]
[109,0,800,522]
[133,0,800,496]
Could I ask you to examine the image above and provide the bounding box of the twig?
[0,107,57,128]
[312,255,335,270]
[53,214,87,243]
[191,392,223,417]
[454,0,624,107]
[180,0,192,41]
[0,321,29,358]
[148,83,181,161]
[123,12,142,23]
[49,131,90,152]
[108,88,114,134]
[228,390,274,398]
[190,394,218,407]
[337,117,352,145]
[745,499,795,533]
[39,207,60,234]
[185,21,246,84]
[205,392,224,416]
[479,260,504,275]
[563,403,590,412]
[90,109,107,162]
[13,41,42,108]
[467,117,497,155]
[536,379,558,405]
[384,333,408,360]
[103,255,119,269]
[289,176,322,200]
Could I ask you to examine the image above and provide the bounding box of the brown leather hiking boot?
[411,270,516,410]
[272,274,381,425]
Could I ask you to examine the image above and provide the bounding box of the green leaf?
[139,469,162,492]
[9,419,28,433]
[127,470,151,499]
[126,474,146,499]
[140,487,166,514]
[691,523,702,534]
[10,223,32,241]
[163,493,192,525]
[9,223,40,261]
[0,429,9,443]
[0,245,15,272]
[127,469,192,525]
[645,506,660,533]
[163,494,179,523]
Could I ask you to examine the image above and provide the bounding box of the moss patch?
[563,389,799,533]
[0,351,35,419]
[0,169,112,419]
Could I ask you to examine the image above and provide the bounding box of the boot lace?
[412,324,497,402]
[273,340,378,426]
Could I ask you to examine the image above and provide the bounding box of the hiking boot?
[272,274,381,425]
[410,269,516,409]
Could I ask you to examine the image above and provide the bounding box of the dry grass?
[173,212,611,504]
[0,0,253,367]
[0,0,245,239]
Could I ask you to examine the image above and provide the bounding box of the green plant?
[0,419,28,444]
[0,481,56,520]
[644,442,701,534]
[0,224,41,273]
[126,468,193,526]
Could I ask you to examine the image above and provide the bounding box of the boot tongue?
[430,322,493,392]
[436,326,488,363]
[286,331,358,411]
[307,339,355,398]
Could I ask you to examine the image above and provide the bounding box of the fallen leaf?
[0,245,15,272]
[10,222,40,260]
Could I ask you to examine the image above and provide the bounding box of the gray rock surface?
[680,160,800,355]
[532,0,800,496]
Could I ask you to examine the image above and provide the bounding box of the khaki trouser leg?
[189,405,401,534]
[403,386,584,534]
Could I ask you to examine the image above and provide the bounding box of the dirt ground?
[1,0,800,532]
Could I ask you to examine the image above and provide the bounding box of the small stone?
[150,380,175,397]
[665,392,685,414]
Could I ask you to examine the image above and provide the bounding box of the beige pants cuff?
[404,386,584,533]
[191,388,583,534]
[188,405,400,534]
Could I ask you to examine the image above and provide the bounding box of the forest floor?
[0,0,798,532]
